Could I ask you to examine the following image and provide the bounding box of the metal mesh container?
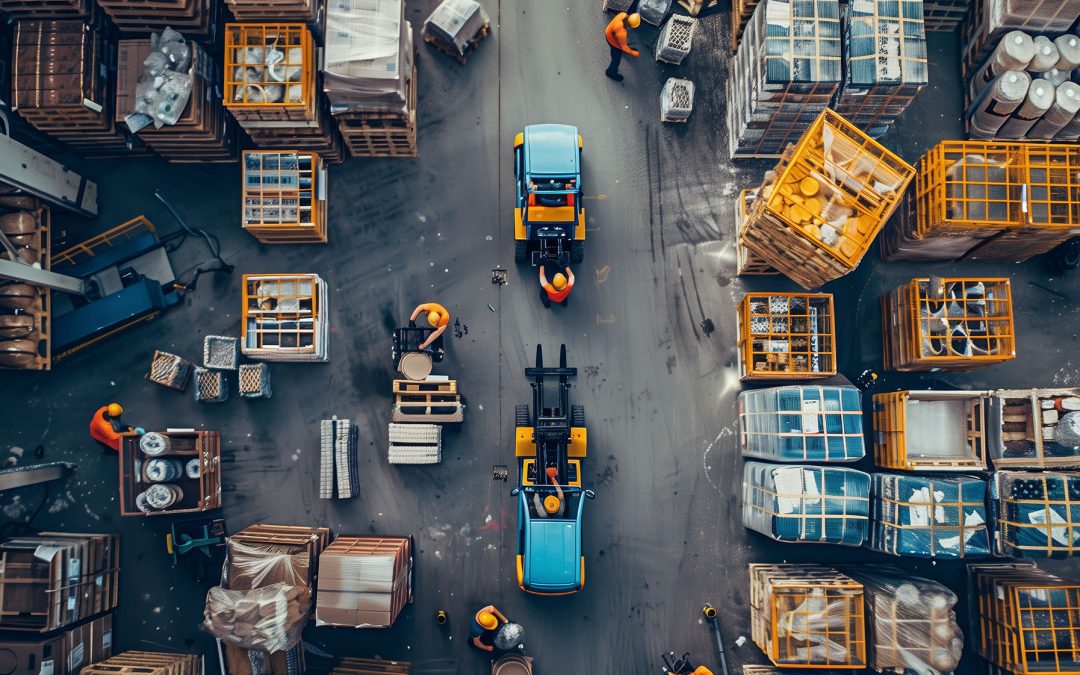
[194,367,229,403]
[655,15,696,64]
[238,362,271,398]
[742,462,870,545]
[204,335,240,370]
[660,78,694,122]
[148,350,192,390]
[738,385,865,462]
[869,473,991,558]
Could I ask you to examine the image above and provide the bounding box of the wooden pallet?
[335,66,416,159]
[391,401,464,423]
[331,657,411,674]
[392,379,457,395]
[422,22,489,65]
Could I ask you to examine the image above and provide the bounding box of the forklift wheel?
[571,404,585,428]
[570,240,584,265]
[515,404,530,428]
[514,240,528,263]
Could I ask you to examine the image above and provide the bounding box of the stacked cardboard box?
[0,533,119,632]
[315,536,412,628]
[0,613,113,675]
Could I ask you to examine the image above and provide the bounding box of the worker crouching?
[539,265,575,308]
[89,403,131,452]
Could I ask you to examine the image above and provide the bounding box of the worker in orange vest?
[539,265,575,308]
[605,11,641,81]
[89,403,131,452]
[409,301,450,351]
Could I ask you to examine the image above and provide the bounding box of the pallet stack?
[116,39,239,162]
[736,292,837,380]
[726,0,841,158]
[11,21,132,157]
[868,473,991,558]
[241,274,329,362]
[315,535,412,628]
[729,0,758,49]
[738,110,915,288]
[0,613,113,675]
[225,0,322,25]
[738,385,865,463]
[834,0,928,139]
[873,390,990,471]
[94,0,220,39]
[743,463,871,545]
[881,140,1080,261]
[331,659,411,675]
[241,150,328,243]
[922,0,971,31]
[326,0,417,158]
[733,188,777,276]
[422,0,491,65]
[881,277,1016,371]
[0,202,50,371]
[388,379,464,464]
[224,23,344,163]
[82,652,201,675]
[750,564,866,668]
[320,417,359,498]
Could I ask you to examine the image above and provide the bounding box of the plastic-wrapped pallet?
[738,385,864,462]
[655,15,696,64]
[990,470,1080,557]
[660,78,694,123]
[638,0,672,25]
[422,0,489,56]
[869,474,991,558]
[603,0,634,10]
[203,582,310,653]
[844,566,963,674]
[742,462,870,545]
[388,423,442,464]
[324,0,414,115]
[320,418,359,498]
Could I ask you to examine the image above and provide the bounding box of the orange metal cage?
[872,390,989,471]
[241,150,326,243]
[224,23,315,117]
[241,273,321,354]
[737,292,836,381]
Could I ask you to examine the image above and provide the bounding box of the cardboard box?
[314,536,411,628]
[0,613,114,675]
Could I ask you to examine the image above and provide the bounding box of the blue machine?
[513,124,586,267]
[515,485,586,594]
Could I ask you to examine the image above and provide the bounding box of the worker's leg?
[561,297,569,307]
[539,287,551,308]
[606,45,623,80]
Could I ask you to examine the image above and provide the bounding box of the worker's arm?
[538,265,548,286]
[418,324,446,350]
[565,267,575,289]
[409,304,427,321]
[471,636,493,652]
[490,606,509,623]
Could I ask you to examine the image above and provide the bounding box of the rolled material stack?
[0,201,50,371]
[726,0,841,158]
[960,0,1080,88]
[742,462,870,545]
[966,31,1080,141]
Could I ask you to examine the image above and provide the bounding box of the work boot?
[605,70,623,81]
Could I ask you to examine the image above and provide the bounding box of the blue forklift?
[511,344,594,595]
[512,124,586,267]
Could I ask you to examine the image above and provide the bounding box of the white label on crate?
[103,629,113,650]
[96,574,104,587]
[317,167,328,201]
[39,660,54,675]
[82,98,103,113]
[68,558,81,580]
[801,399,820,434]
[69,642,85,671]
[67,595,76,611]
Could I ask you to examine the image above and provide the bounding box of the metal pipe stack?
[726,0,841,158]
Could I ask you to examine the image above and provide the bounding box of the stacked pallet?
[320,417,359,498]
[83,652,201,675]
[844,568,963,674]
[834,0,927,139]
[868,473,991,558]
[739,110,915,288]
[968,563,1080,674]
[965,31,1080,141]
[331,659,411,675]
[315,535,412,628]
[95,0,219,39]
[0,0,90,18]
[733,188,777,276]
[742,463,871,545]
[0,203,50,371]
[326,0,417,158]
[873,390,991,471]
[119,431,222,516]
[736,292,836,380]
[422,0,491,65]
[226,0,321,24]
[388,379,463,464]
[922,0,971,31]
[0,533,119,632]
[991,388,1080,469]
[241,274,329,362]
[224,23,344,163]
[11,21,132,157]
[960,0,1080,89]
[738,385,865,462]
[989,471,1080,557]
[242,151,327,243]
[729,0,757,49]
[750,564,866,668]
[881,140,1080,261]
[881,277,1016,371]
[116,39,239,162]
[726,0,841,158]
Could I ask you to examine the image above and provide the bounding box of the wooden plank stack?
[82,652,202,675]
[116,39,240,163]
[315,535,412,628]
[242,151,327,243]
[94,0,220,40]
[0,202,50,371]
[739,109,914,288]
[225,0,322,25]
[224,23,344,163]
[11,21,133,157]
[726,0,841,158]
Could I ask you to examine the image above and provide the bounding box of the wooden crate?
[882,277,1015,371]
[331,658,410,674]
[734,188,778,276]
[872,390,989,470]
[225,0,319,24]
[242,151,327,243]
[737,292,836,381]
[991,388,1080,469]
[750,564,866,669]
[95,0,219,38]
[0,205,50,371]
[82,651,202,675]
[739,109,914,288]
[118,431,221,516]
[335,67,417,159]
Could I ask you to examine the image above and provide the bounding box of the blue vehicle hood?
[525,519,580,590]
[524,124,579,177]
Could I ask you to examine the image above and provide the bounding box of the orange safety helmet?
[552,273,567,291]
[543,495,561,514]
[477,611,498,630]
[107,403,123,417]
[627,12,641,27]
[428,310,442,326]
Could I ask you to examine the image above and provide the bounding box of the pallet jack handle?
[703,605,729,675]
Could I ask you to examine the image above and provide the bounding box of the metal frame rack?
[241,273,328,362]
[242,151,327,243]
[737,292,836,381]
[873,390,990,470]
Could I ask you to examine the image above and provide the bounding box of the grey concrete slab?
[1,2,1079,674]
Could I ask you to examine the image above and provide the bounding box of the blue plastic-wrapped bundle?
[991,471,1080,558]
[869,473,991,558]
[739,385,865,462]
[743,462,870,545]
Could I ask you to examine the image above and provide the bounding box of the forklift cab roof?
[519,486,584,592]
[524,124,580,177]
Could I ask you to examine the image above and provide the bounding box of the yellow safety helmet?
[544,495,561,514]
[107,403,123,417]
[552,273,567,291]
[428,311,442,326]
[627,12,641,27]
[477,611,498,630]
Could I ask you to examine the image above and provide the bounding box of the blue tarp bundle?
[869,473,990,558]
[739,385,865,462]
[743,462,870,545]
[991,471,1080,558]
